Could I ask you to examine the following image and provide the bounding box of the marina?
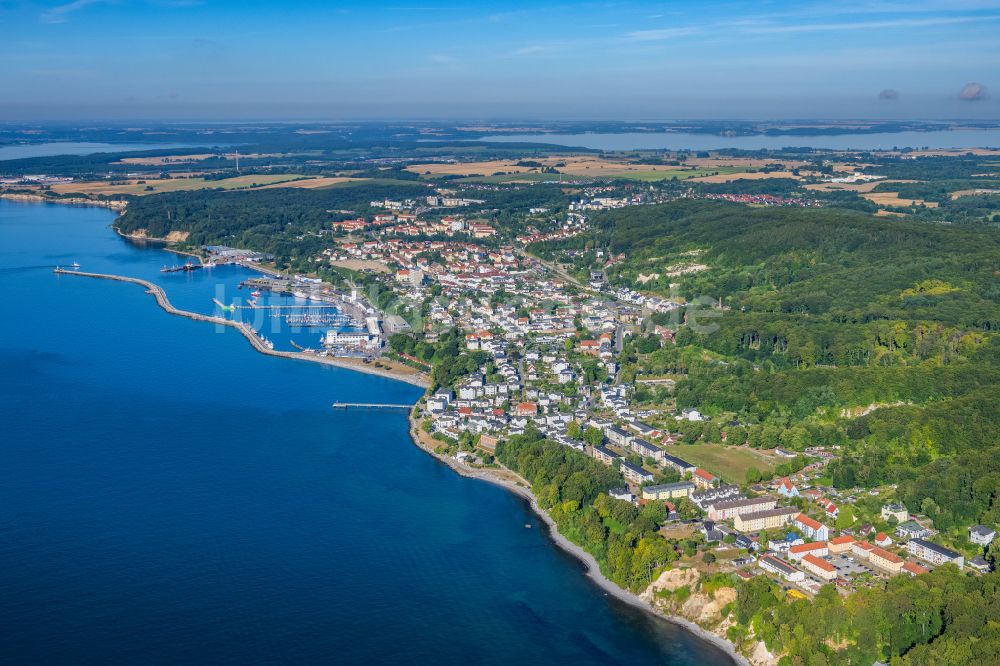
[160,262,203,273]
[282,313,358,327]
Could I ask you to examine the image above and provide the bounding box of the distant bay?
[0,142,213,161]
[479,128,1000,151]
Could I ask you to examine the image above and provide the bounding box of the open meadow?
[667,443,780,484]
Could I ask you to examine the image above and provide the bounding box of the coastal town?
[208,182,994,600]
[5,0,1000,662]
[36,167,991,601]
[4,124,999,665]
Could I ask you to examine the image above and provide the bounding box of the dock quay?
[52,268,430,388]
[235,304,339,310]
[331,403,413,411]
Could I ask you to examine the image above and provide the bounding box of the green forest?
[497,427,1000,665]
[534,200,1000,528]
[496,428,679,591]
[728,567,999,665]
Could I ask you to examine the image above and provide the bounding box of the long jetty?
[331,402,412,410]
[53,268,429,388]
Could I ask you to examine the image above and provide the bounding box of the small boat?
[69,262,81,269]
[251,290,262,298]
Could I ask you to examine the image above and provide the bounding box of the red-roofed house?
[869,546,904,574]
[852,541,876,561]
[874,533,893,547]
[793,513,830,541]
[515,402,538,417]
[802,553,838,581]
[693,468,716,490]
[828,535,856,554]
[778,477,799,498]
[817,497,839,518]
[903,561,929,576]
[789,541,829,561]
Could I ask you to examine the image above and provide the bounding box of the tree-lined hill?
[534,201,1000,527]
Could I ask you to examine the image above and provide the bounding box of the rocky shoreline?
[405,411,750,666]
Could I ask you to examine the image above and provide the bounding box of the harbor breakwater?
[53,268,430,388]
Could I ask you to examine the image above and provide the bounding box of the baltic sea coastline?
[36,195,743,664]
[405,412,750,666]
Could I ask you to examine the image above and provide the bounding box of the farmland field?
[409,155,754,182]
[48,174,355,196]
[862,191,939,208]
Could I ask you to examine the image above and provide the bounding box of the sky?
[0,0,997,121]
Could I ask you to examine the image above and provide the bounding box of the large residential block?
[708,496,777,521]
[642,481,695,501]
[906,539,964,570]
[733,506,799,532]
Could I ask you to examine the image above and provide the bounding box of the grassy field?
[687,169,800,183]
[667,443,779,484]
[618,167,747,181]
[862,191,939,208]
[456,167,753,184]
[409,155,755,183]
[457,172,570,184]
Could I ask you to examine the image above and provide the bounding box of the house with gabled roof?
[692,468,716,490]
[777,477,799,497]
[793,513,830,541]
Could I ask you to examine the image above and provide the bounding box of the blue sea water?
[0,142,215,161]
[0,200,733,665]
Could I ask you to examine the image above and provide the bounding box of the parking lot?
[828,554,872,578]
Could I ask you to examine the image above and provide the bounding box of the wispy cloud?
[746,15,998,34]
[511,45,554,56]
[624,12,1000,43]
[41,0,109,24]
[625,26,699,42]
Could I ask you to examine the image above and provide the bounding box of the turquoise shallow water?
[0,200,733,665]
